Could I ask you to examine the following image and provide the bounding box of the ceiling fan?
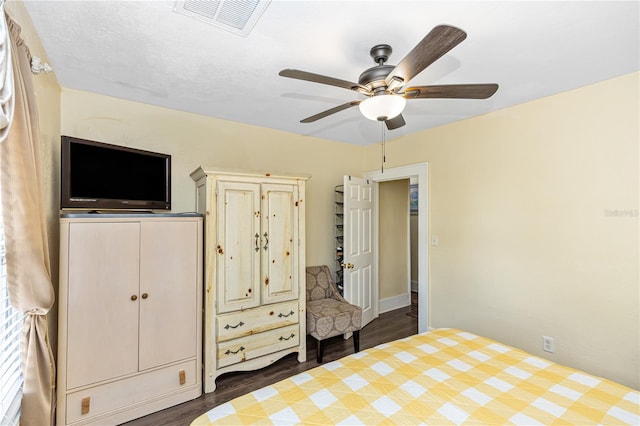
[279,25,498,130]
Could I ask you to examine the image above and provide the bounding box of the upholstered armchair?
[306,265,362,363]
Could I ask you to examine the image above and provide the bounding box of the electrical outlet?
[542,336,554,353]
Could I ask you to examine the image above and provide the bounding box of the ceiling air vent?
[174,0,271,37]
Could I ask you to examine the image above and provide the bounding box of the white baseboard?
[379,292,411,314]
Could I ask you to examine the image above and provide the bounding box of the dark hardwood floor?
[123,305,417,426]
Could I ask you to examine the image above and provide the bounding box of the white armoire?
[191,167,309,393]
[57,214,203,425]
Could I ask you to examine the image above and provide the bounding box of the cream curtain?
[0,2,13,141]
[1,13,56,426]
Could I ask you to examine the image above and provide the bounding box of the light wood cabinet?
[191,167,309,393]
[57,214,203,425]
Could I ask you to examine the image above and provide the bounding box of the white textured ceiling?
[23,1,640,146]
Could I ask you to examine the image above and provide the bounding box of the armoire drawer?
[217,324,300,368]
[216,300,299,342]
[65,359,196,424]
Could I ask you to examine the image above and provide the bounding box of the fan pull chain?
[381,121,386,173]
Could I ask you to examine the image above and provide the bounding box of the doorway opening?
[365,163,429,333]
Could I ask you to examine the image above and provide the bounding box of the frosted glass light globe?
[359,95,406,121]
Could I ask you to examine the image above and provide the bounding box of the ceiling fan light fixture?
[359,94,406,121]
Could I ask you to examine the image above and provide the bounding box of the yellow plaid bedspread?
[191,328,639,425]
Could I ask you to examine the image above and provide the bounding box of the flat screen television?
[60,136,171,211]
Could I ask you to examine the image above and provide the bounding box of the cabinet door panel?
[217,181,261,313]
[66,222,140,389]
[262,183,299,304]
[139,221,199,370]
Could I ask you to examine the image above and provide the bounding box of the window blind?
[0,201,23,426]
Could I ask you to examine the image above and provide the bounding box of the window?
[0,199,23,426]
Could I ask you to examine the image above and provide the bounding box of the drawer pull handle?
[225,346,245,355]
[279,333,295,341]
[81,397,90,415]
[179,370,186,385]
[255,233,260,252]
[263,232,269,251]
[278,311,295,318]
[224,321,245,330]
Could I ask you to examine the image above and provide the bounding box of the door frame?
[365,162,429,333]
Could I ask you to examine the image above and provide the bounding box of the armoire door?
[66,222,140,389]
[216,181,261,313]
[138,220,199,370]
[261,183,299,305]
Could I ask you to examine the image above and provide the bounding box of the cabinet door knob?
[141,293,149,299]
[130,295,138,301]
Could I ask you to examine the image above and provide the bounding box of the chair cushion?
[306,265,335,301]
[307,298,362,341]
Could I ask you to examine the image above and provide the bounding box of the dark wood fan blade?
[385,114,406,130]
[300,100,362,123]
[403,84,499,99]
[385,25,467,87]
[280,69,369,93]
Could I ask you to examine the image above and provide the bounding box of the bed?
[191,328,639,425]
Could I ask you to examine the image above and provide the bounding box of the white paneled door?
[342,176,377,327]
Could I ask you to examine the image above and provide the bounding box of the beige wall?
[379,179,410,299]
[5,2,62,347]
[60,88,364,269]
[364,72,639,389]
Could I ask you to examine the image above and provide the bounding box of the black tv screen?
[61,136,171,210]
